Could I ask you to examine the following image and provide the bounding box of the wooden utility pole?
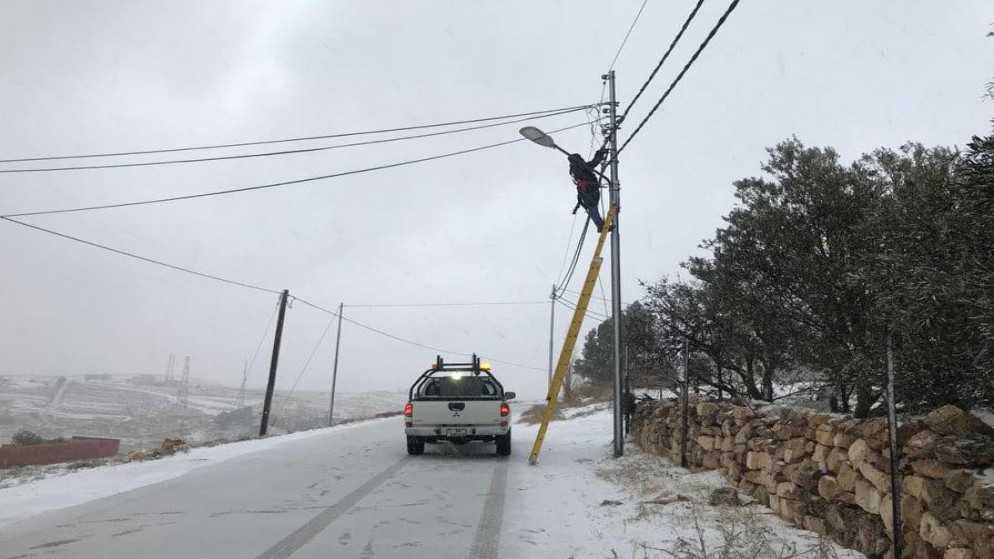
[260,289,290,436]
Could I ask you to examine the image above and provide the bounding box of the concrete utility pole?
[328,302,344,427]
[548,284,556,395]
[260,289,289,436]
[605,70,624,458]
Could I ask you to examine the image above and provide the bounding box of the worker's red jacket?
[569,149,606,205]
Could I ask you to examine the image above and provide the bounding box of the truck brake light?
[500,403,510,416]
[404,403,413,417]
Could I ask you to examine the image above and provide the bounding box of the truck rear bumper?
[406,425,509,438]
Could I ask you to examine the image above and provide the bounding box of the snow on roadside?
[507,405,863,558]
[0,417,393,529]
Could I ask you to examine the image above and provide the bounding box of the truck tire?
[495,430,511,456]
[407,436,425,455]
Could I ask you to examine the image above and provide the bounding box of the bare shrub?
[645,504,844,559]
[517,403,565,425]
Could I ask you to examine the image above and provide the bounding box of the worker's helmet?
[568,153,584,164]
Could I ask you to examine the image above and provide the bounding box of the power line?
[246,298,282,383]
[618,0,742,156]
[272,312,337,424]
[0,216,282,295]
[621,0,707,119]
[292,297,547,372]
[345,301,547,309]
[606,0,650,73]
[0,107,593,174]
[1,214,548,374]
[564,288,610,303]
[554,212,579,284]
[554,218,591,298]
[4,121,595,218]
[556,297,609,322]
[0,104,603,164]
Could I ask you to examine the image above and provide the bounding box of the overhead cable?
[0,216,282,295]
[606,0,650,73]
[554,218,591,298]
[345,301,547,309]
[293,297,547,372]
[618,0,742,156]
[0,107,591,173]
[4,121,595,218]
[556,297,609,322]
[564,288,610,302]
[245,299,282,381]
[620,0,707,119]
[272,313,337,424]
[553,213,580,287]
[0,103,602,164]
[2,215,548,373]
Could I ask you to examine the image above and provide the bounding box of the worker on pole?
[567,148,608,232]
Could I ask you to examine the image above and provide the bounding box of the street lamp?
[520,126,609,182]
[520,126,570,155]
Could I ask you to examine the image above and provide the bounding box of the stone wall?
[632,400,994,558]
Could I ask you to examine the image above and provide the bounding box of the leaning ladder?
[529,205,617,465]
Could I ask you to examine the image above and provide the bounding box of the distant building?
[129,374,159,384]
[84,374,113,382]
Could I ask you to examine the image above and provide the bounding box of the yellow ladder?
[529,205,617,465]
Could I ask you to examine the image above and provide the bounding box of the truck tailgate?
[411,400,503,426]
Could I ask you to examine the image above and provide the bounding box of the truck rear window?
[418,376,498,399]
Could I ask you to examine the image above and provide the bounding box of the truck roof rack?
[429,354,487,373]
[408,354,504,400]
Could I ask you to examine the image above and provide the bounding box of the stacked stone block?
[632,400,994,559]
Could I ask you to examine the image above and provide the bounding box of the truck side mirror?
[504,391,516,400]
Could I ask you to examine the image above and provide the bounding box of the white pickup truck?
[404,355,515,456]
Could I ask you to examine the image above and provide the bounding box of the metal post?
[624,345,630,435]
[328,303,345,427]
[680,339,690,468]
[605,70,624,458]
[548,284,556,396]
[886,330,903,556]
[259,289,289,436]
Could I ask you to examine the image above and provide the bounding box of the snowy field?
[0,402,862,558]
[0,374,405,452]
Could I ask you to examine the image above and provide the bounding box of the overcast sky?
[1,1,991,400]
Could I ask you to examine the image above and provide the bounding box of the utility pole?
[259,289,289,436]
[605,70,624,458]
[548,284,556,395]
[328,302,344,427]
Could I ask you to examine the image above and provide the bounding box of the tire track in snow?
[253,456,411,559]
[468,459,509,559]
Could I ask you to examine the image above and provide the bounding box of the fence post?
[885,330,903,556]
[680,339,690,468]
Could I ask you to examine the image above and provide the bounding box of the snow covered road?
[0,405,858,558]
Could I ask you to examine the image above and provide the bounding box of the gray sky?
[1,1,992,400]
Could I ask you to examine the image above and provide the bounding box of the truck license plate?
[446,429,467,437]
